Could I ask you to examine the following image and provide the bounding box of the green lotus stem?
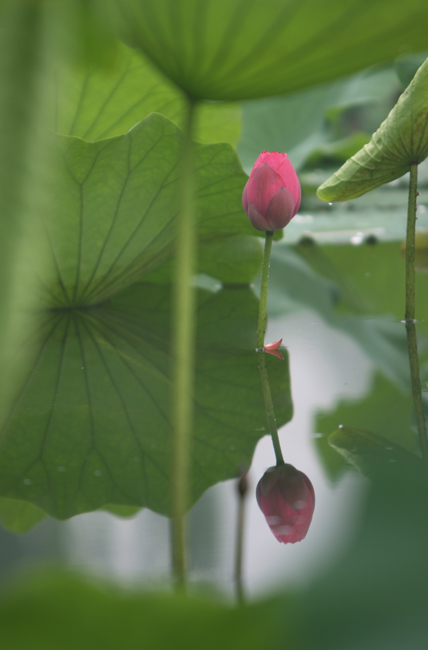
[171,96,197,588]
[256,231,284,465]
[257,231,274,350]
[258,349,285,465]
[405,162,428,464]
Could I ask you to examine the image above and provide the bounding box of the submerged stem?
[171,96,197,588]
[405,162,428,465]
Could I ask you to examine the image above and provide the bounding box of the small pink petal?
[264,339,284,361]
[264,339,283,351]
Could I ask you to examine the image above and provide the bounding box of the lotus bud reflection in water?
[256,464,315,543]
[242,151,301,231]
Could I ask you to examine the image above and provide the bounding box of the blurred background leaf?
[114,0,428,100]
[237,65,400,173]
[301,462,428,650]
[0,570,283,650]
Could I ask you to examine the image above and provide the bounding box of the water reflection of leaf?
[0,284,292,519]
[328,425,422,477]
[315,373,418,481]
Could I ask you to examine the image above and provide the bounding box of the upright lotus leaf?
[50,39,241,145]
[328,426,423,476]
[39,113,257,308]
[114,0,428,101]
[0,284,292,519]
[318,57,428,201]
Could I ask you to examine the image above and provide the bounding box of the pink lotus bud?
[256,464,315,544]
[263,338,284,361]
[242,151,301,231]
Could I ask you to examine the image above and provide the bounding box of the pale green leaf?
[39,113,257,308]
[50,40,241,145]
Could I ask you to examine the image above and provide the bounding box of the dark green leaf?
[114,0,428,101]
[318,56,428,201]
[0,284,292,519]
[303,462,428,649]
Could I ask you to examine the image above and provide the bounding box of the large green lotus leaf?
[314,372,418,482]
[40,113,257,308]
[142,234,263,285]
[114,0,428,101]
[51,39,241,145]
[317,57,428,201]
[328,426,423,477]
[0,284,292,519]
[238,66,399,173]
